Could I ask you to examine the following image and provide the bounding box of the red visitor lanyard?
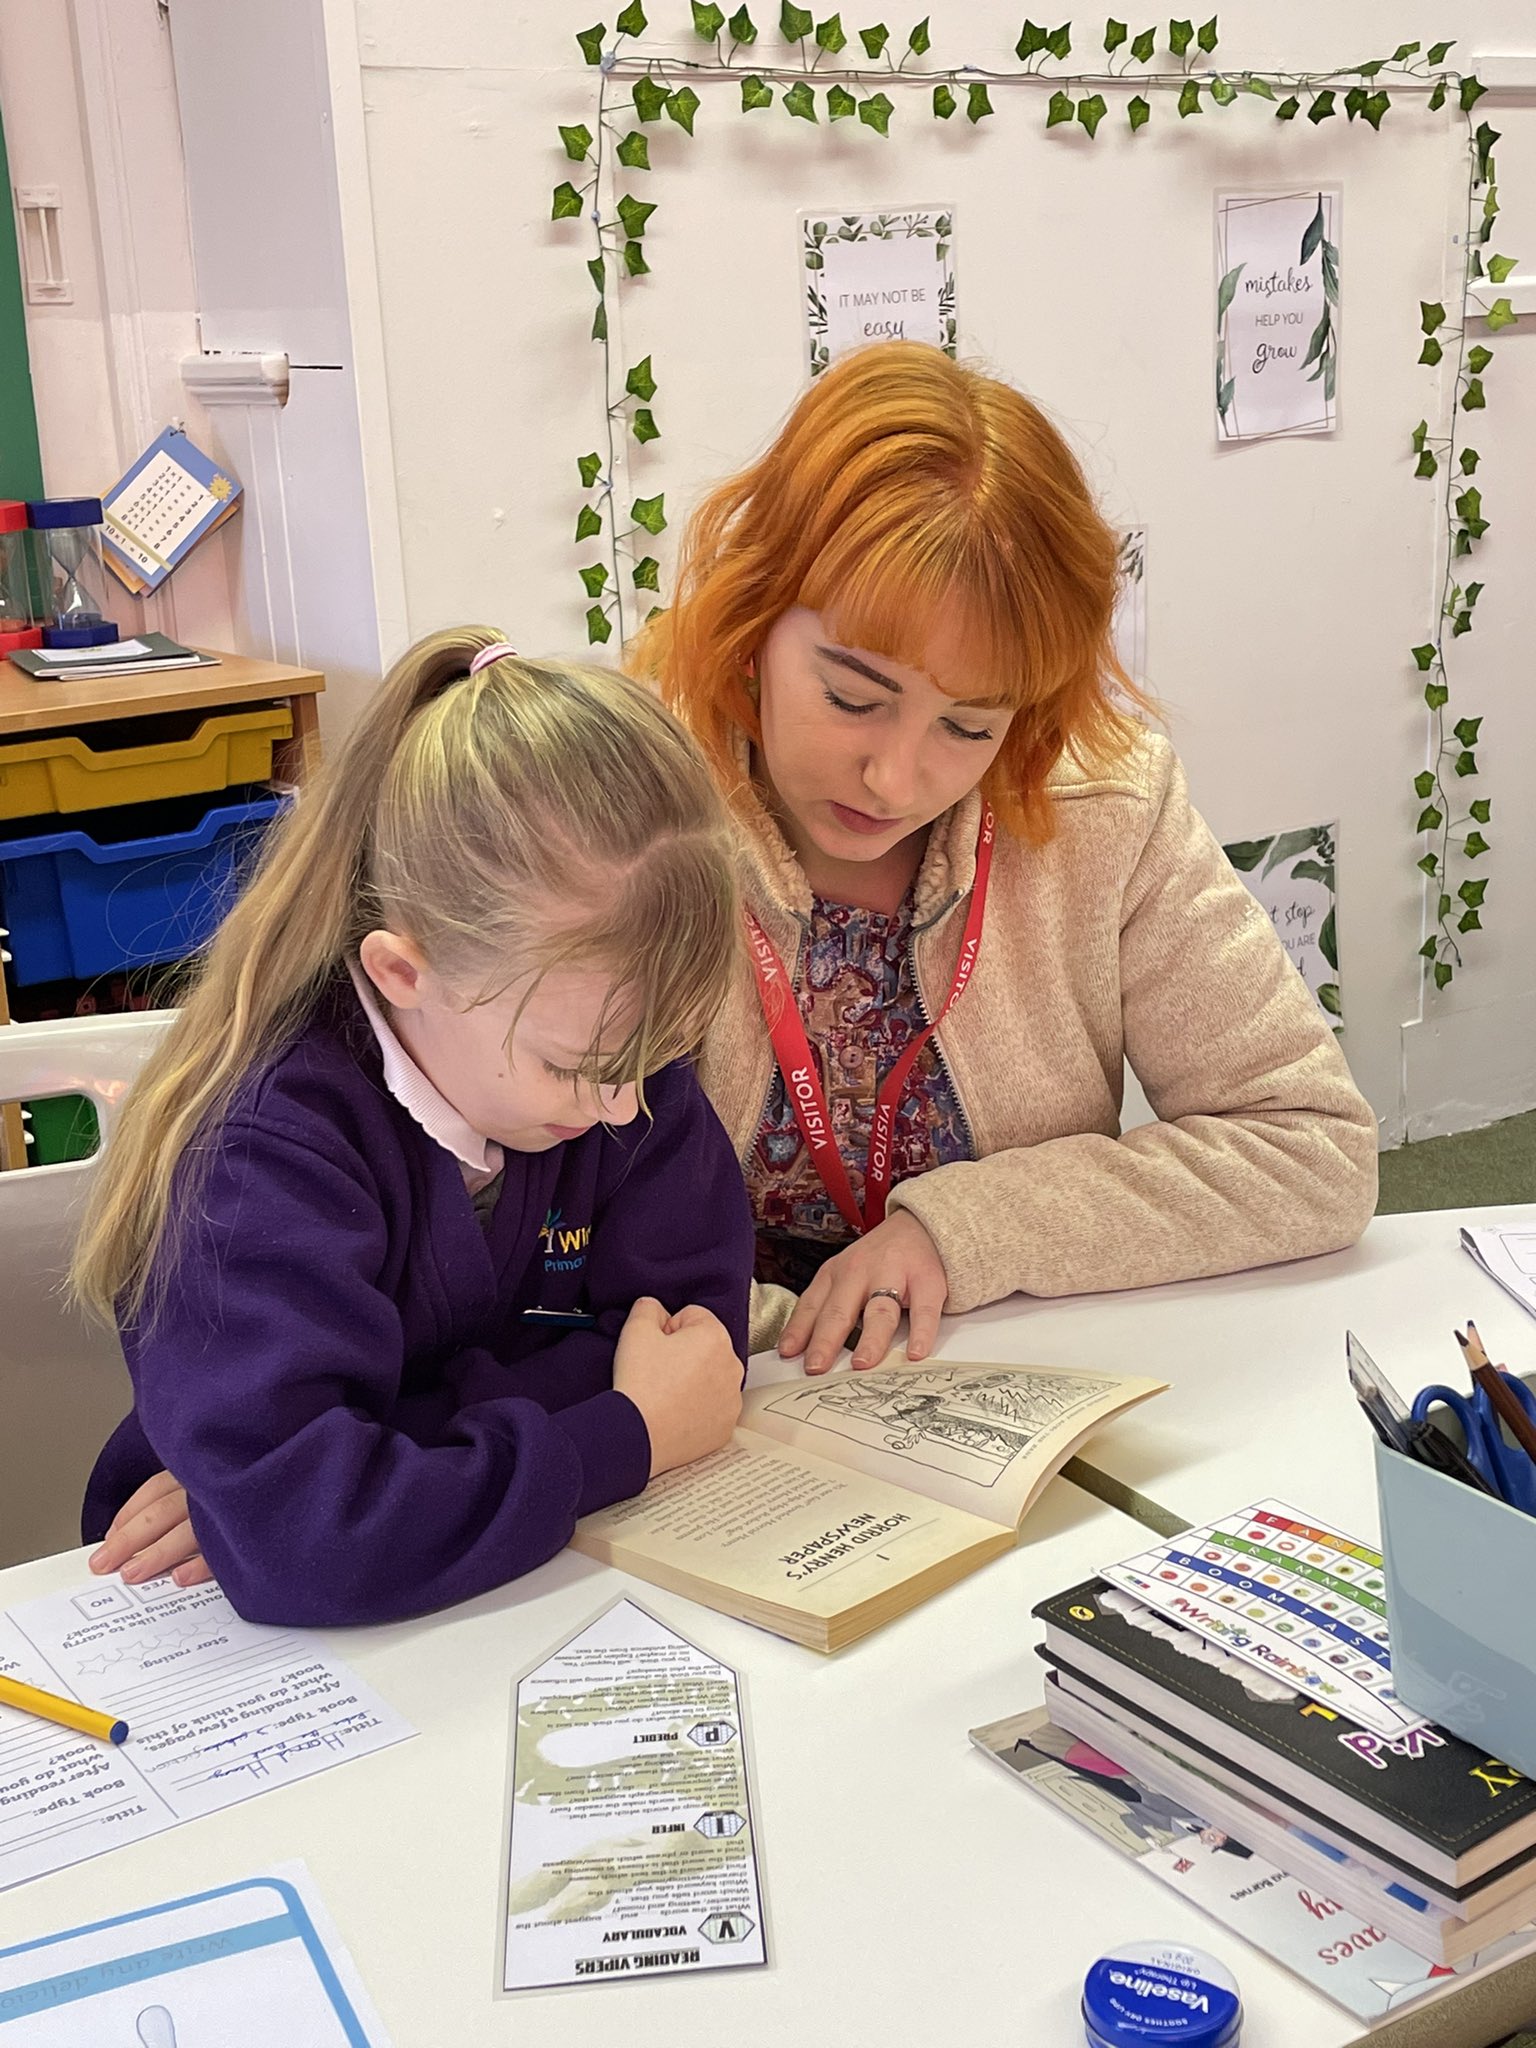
[744,805,995,1236]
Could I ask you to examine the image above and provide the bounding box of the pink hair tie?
[469,640,517,676]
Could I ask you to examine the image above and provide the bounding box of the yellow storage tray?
[0,704,293,819]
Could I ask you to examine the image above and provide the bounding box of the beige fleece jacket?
[698,730,1379,1341]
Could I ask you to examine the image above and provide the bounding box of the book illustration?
[503,1598,766,1992]
[761,1364,1120,1491]
[1102,1498,1422,1739]
[972,1707,1536,2023]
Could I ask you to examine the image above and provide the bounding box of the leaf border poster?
[802,207,956,376]
[1223,821,1342,1027]
[1215,189,1340,441]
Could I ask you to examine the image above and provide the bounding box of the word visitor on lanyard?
[744,806,995,1235]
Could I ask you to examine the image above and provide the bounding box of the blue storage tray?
[0,789,282,984]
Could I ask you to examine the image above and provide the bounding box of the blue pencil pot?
[1375,1436,1536,1777]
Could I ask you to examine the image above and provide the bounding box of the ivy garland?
[551,13,1517,993]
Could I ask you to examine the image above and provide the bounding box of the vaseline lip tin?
[1082,1941,1243,2048]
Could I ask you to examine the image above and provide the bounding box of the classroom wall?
[328,0,1536,1148]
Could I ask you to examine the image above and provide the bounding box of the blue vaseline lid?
[1083,1941,1242,2048]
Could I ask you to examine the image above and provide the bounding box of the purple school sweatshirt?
[83,983,753,1628]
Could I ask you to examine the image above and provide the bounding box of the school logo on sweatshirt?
[539,1208,591,1274]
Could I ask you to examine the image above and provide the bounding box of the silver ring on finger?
[866,1288,904,1308]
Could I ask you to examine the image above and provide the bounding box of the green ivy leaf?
[692,0,726,33]
[1458,908,1482,933]
[729,4,758,41]
[1418,338,1443,366]
[1047,89,1075,126]
[1046,22,1071,58]
[577,22,607,64]
[1420,300,1445,334]
[1469,248,1484,281]
[1465,581,1483,609]
[1462,376,1487,411]
[1485,298,1518,333]
[783,79,818,119]
[1128,93,1152,130]
[1456,485,1481,521]
[1425,681,1449,709]
[1131,26,1155,60]
[632,406,660,442]
[1414,449,1437,478]
[1105,18,1128,52]
[1416,805,1443,832]
[1459,76,1486,112]
[1178,78,1201,116]
[625,356,658,400]
[968,81,995,121]
[1017,19,1049,56]
[1427,78,1447,112]
[1433,960,1453,990]
[580,562,610,598]
[1356,58,1383,78]
[932,82,956,117]
[617,194,657,238]
[576,504,604,541]
[586,604,613,645]
[1168,18,1193,56]
[623,239,650,275]
[1362,91,1390,129]
[1317,982,1342,1017]
[1426,38,1454,64]
[617,130,651,169]
[1465,830,1489,858]
[1413,769,1435,799]
[909,15,932,52]
[1210,76,1237,106]
[633,76,669,120]
[816,12,847,50]
[828,83,857,117]
[1451,614,1473,641]
[1391,41,1420,61]
[667,85,701,131]
[1410,644,1436,670]
[1486,252,1518,284]
[1466,343,1493,374]
[856,90,892,132]
[780,0,813,37]
[1437,892,1452,919]
[1417,852,1439,877]
[560,123,594,161]
[1245,76,1275,98]
[1418,938,1439,961]
[591,301,608,341]
[1077,91,1107,134]
[632,555,661,590]
[1469,799,1492,826]
[741,73,774,108]
[1460,448,1479,473]
[551,181,584,220]
[1459,876,1488,907]
[577,454,604,492]
[631,492,667,535]
[1196,15,1217,50]
[860,23,890,56]
[1476,124,1501,186]
[1410,419,1427,453]
[1275,94,1300,120]
[616,0,647,32]
[1307,89,1336,123]
[1453,714,1482,744]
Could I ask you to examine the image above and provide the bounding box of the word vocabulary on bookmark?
[1101,1500,1424,1739]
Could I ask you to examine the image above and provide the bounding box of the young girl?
[77,629,753,1626]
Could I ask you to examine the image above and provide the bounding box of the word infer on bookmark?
[1102,1500,1426,1740]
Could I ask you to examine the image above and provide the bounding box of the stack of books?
[8,633,218,683]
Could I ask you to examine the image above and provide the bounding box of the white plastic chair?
[0,1011,173,1566]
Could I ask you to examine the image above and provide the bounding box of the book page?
[572,1433,1007,1624]
[741,1359,1165,1527]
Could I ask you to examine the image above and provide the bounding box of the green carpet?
[1377,1108,1536,1215]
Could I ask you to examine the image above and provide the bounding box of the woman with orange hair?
[637,340,1377,1375]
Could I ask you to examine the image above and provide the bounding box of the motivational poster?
[1215,189,1340,441]
[802,207,955,376]
[1223,821,1342,1028]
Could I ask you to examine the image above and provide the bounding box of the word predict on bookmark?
[1102,1501,1424,1740]
[802,208,956,375]
[0,1864,392,2046]
[1215,189,1340,441]
[0,1577,413,1890]
[503,1598,766,1992]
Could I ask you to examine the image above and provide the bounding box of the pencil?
[1457,1323,1536,1469]
[0,1673,128,1746]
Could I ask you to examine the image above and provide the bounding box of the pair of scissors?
[1411,1372,1536,1514]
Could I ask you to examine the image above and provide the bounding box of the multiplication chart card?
[1102,1499,1424,1738]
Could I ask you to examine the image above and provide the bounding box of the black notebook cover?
[1035,1578,1536,1875]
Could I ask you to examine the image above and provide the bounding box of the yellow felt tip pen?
[0,1672,128,1746]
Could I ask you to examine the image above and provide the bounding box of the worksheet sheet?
[0,1578,413,1889]
[0,1861,392,2044]
[503,1598,766,1992]
[1102,1500,1423,1739]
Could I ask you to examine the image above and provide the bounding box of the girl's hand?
[778,1210,949,1376]
[88,1470,213,1588]
[614,1297,745,1476]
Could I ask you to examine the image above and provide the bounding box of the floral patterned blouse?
[746,891,972,1292]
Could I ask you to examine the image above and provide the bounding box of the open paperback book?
[573,1358,1163,1651]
